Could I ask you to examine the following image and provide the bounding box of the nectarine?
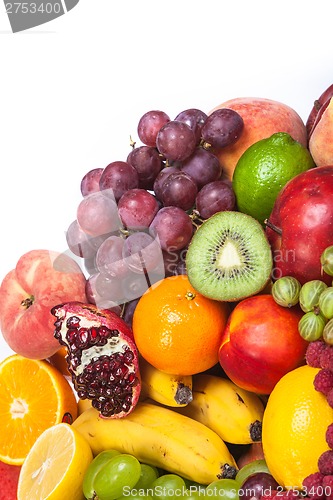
[218,295,307,394]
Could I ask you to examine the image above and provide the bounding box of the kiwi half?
[186,211,273,302]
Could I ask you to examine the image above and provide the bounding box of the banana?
[139,357,193,407]
[174,373,265,445]
[73,401,237,485]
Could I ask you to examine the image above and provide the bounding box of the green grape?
[205,478,239,500]
[271,276,301,307]
[321,246,333,276]
[182,479,206,500]
[83,449,120,499]
[134,463,159,491]
[235,459,270,488]
[323,319,333,345]
[299,280,328,312]
[298,311,326,341]
[150,473,187,500]
[93,453,142,500]
[118,494,154,500]
[319,287,333,319]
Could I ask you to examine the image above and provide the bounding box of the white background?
[0,0,332,359]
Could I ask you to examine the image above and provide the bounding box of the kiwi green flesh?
[186,211,273,302]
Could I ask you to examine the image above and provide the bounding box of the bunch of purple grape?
[65,107,244,317]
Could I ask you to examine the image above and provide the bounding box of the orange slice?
[0,354,78,465]
[17,422,93,499]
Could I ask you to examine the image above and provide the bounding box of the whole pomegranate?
[52,302,141,418]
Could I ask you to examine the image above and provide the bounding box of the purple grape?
[174,108,208,144]
[122,298,140,327]
[118,188,159,230]
[99,161,139,202]
[80,168,103,197]
[122,231,163,274]
[159,171,198,211]
[66,219,108,258]
[201,108,244,149]
[76,191,122,236]
[95,235,128,278]
[153,166,179,201]
[94,272,125,303]
[180,148,222,189]
[127,146,164,190]
[85,273,123,312]
[120,270,151,302]
[156,121,197,162]
[137,110,170,147]
[239,472,279,500]
[195,180,236,219]
[84,256,99,276]
[149,206,193,252]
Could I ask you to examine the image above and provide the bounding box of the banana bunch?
[139,357,193,407]
[174,373,265,445]
[73,401,237,485]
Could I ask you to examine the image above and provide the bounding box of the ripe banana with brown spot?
[72,401,237,485]
[139,357,193,407]
[174,373,265,445]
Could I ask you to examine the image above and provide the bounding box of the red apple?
[218,295,307,394]
[265,165,333,285]
[0,461,21,500]
[209,97,307,180]
[0,249,87,359]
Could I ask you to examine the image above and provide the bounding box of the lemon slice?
[17,422,93,499]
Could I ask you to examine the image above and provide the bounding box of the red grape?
[122,231,163,274]
[153,166,179,201]
[239,472,279,500]
[118,188,159,229]
[77,191,122,236]
[85,273,123,312]
[159,171,198,211]
[137,110,170,147]
[149,206,193,251]
[95,235,128,278]
[174,108,208,144]
[180,148,222,189]
[94,272,125,303]
[156,121,197,162]
[99,161,139,201]
[122,298,140,327]
[80,168,103,197]
[195,180,236,219]
[127,146,164,190]
[201,108,244,149]
[66,219,108,258]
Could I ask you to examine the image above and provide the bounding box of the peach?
[209,97,307,180]
[218,295,308,394]
[0,249,87,359]
[309,96,333,166]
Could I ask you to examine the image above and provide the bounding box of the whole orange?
[132,275,230,375]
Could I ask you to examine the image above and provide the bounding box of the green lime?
[232,132,315,225]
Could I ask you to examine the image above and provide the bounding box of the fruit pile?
[0,84,333,500]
